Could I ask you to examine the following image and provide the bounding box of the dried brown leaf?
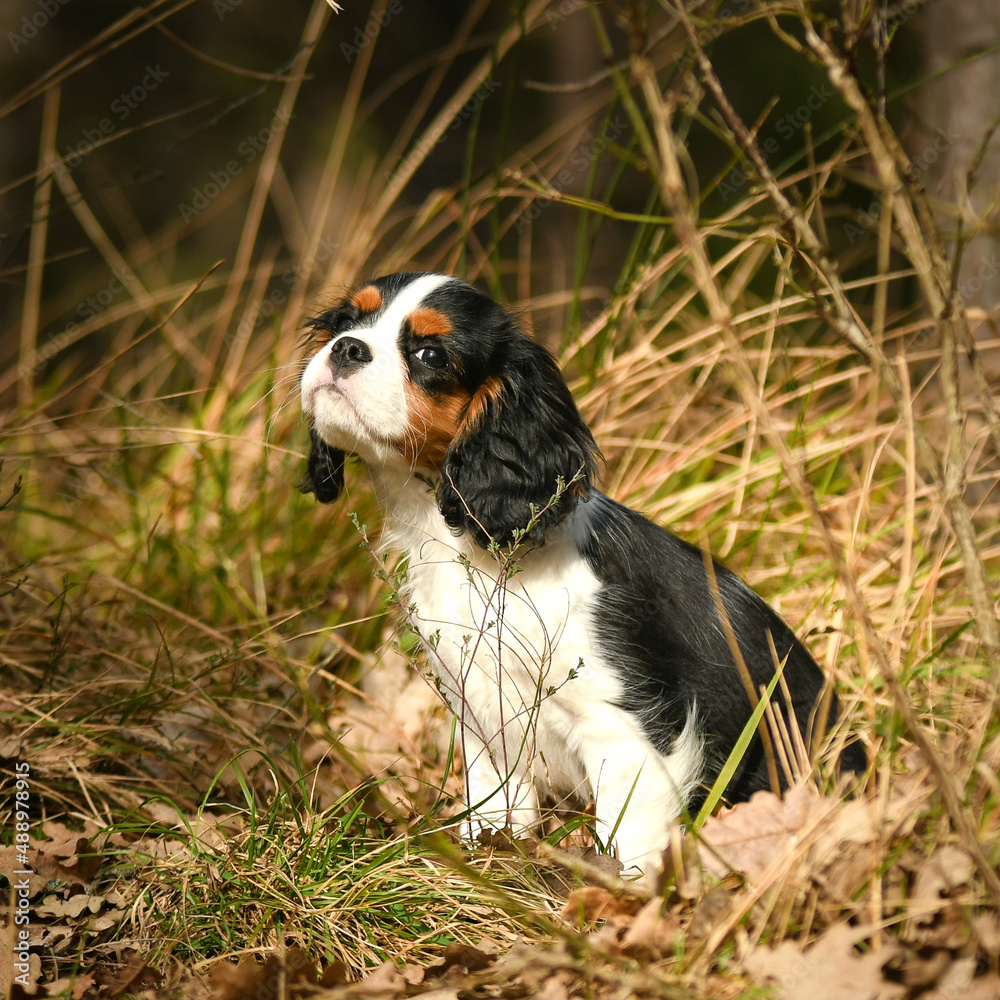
[89,907,126,932]
[351,961,407,998]
[207,949,316,1000]
[319,961,349,988]
[560,886,643,927]
[908,847,974,918]
[70,972,96,999]
[0,846,47,897]
[892,946,953,990]
[39,821,99,857]
[922,958,1000,1000]
[10,953,42,997]
[973,914,1000,958]
[536,970,575,1000]
[100,950,161,999]
[620,897,682,958]
[690,884,736,940]
[427,942,496,978]
[35,894,102,920]
[699,783,822,880]
[208,959,273,1000]
[742,924,904,1000]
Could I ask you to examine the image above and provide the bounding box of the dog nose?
[328,335,373,376]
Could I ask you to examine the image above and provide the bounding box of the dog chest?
[398,527,618,793]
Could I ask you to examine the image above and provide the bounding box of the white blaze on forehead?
[301,272,455,462]
[361,273,455,347]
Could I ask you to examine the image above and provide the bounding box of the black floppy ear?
[300,426,345,504]
[437,337,598,548]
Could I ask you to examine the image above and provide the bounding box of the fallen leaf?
[352,961,406,997]
[39,821,99,857]
[699,783,823,880]
[560,886,643,927]
[89,908,126,932]
[427,942,496,978]
[537,970,575,1000]
[921,958,1000,1000]
[973,914,1000,958]
[742,924,904,1000]
[0,846,48,897]
[208,959,274,1000]
[207,949,316,1000]
[476,828,538,855]
[98,950,161,998]
[71,972,95,999]
[9,953,42,996]
[620,897,682,958]
[906,846,973,930]
[319,961,349,987]
[35,894,102,919]
[400,963,425,986]
[689,884,735,940]
[39,973,94,999]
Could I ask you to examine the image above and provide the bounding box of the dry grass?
[1,1,999,997]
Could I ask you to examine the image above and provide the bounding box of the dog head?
[300,272,598,546]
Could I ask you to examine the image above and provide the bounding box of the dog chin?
[311,405,397,469]
[307,389,358,440]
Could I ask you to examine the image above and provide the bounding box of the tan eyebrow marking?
[407,307,452,337]
[351,286,382,312]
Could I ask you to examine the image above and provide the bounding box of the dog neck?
[366,461,585,571]
[367,463,472,561]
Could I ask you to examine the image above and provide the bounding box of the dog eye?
[337,316,355,334]
[413,346,448,370]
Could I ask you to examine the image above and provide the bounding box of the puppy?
[299,271,862,874]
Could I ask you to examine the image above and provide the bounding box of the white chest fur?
[371,470,704,875]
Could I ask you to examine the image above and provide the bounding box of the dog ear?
[437,337,598,548]
[300,426,345,503]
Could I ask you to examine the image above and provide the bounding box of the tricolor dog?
[299,271,862,874]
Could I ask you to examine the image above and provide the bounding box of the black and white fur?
[299,271,862,875]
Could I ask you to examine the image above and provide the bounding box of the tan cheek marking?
[351,286,382,312]
[400,384,470,469]
[407,307,452,337]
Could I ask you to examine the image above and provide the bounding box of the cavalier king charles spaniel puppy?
[299,271,862,876]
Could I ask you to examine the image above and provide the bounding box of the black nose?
[328,335,373,376]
